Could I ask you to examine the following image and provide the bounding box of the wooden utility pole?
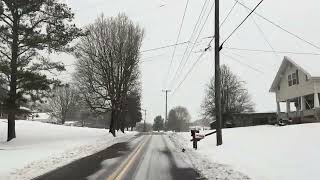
[162,90,171,131]
[215,0,223,146]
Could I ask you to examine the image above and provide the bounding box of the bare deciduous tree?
[73,13,144,136]
[48,85,78,124]
[202,65,255,123]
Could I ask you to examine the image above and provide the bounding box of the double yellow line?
[107,135,151,180]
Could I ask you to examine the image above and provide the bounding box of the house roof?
[270,55,320,92]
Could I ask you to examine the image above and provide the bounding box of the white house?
[270,56,320,123]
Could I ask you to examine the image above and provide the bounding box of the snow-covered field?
[172,124,320,180]
[0,120,137,180]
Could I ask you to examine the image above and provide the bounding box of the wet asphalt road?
[33,132,204,180]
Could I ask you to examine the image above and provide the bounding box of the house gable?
[270,57,314,101]
[270,56,312,92]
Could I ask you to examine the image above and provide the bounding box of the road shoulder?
[168,133,251,180]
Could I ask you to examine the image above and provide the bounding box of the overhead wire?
[250,15,280,59]
[172,50,207,95]
[224,47,320,56]
[219,0,239,28]
[170,0,320,97]
[168,0,211,89]
[221,0,264,46]
[235,0,320,51]
[170,0,242,94]
[164,0,190,88]
[170,0,242,92]
[140,52,194,63]
[221,52,264,74]
[140,41,189,53]
[140,38,210,53]
[235,0,278,59]
[169,1,215,89]
[204,0,239,54]
[240,0,279,68]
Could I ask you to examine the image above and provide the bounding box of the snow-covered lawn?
[0,120,137,180]
[172,123,320,180]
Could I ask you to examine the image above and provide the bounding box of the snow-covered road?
[126,133,202,180]
[33,133,204,180]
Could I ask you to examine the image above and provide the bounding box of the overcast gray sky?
[53,0,320,122]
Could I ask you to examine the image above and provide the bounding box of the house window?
[288,74,292,86]
[292,73,297,85]
[306,75,309,81]
[288,72,298,86]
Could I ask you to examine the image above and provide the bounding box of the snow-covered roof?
[270,55,320,92]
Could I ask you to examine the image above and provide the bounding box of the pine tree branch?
[0,15,12,27]
[0,48,11,60]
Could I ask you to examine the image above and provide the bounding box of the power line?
[221,52,264,74]
[59,53,182,69]
[224,47,320,56]
[141,41,189,53]
[140,35,212,54]
[222,0,264,45]
[140,52,192,63]
[172,50,207,95]
[239,0,280,66]
[228,50,277,70]
[169,1,215,89]
[219,0,239,28]
[250,14,280,59]
[205,0,239,52]
[165,0,190,88]
[140,53,167,61]
[167,0,211,88]
[235,0,320,51]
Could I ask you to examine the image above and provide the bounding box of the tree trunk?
[61,117,65,124]
[109,108,116,137]
[81,118,85,127]
[115,109,119,131]
[120,112,125,133]
[7,113,16,141]
[7,14,19,142]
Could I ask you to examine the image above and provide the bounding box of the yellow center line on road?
[107,135,151,180]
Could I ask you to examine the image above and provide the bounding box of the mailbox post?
[191,130,199,149]
[190,130,216,150]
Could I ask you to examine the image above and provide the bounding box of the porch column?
[276,101,281,114]
[286,100,291,113]
[314,93,320,108]
[301,96,306,111]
